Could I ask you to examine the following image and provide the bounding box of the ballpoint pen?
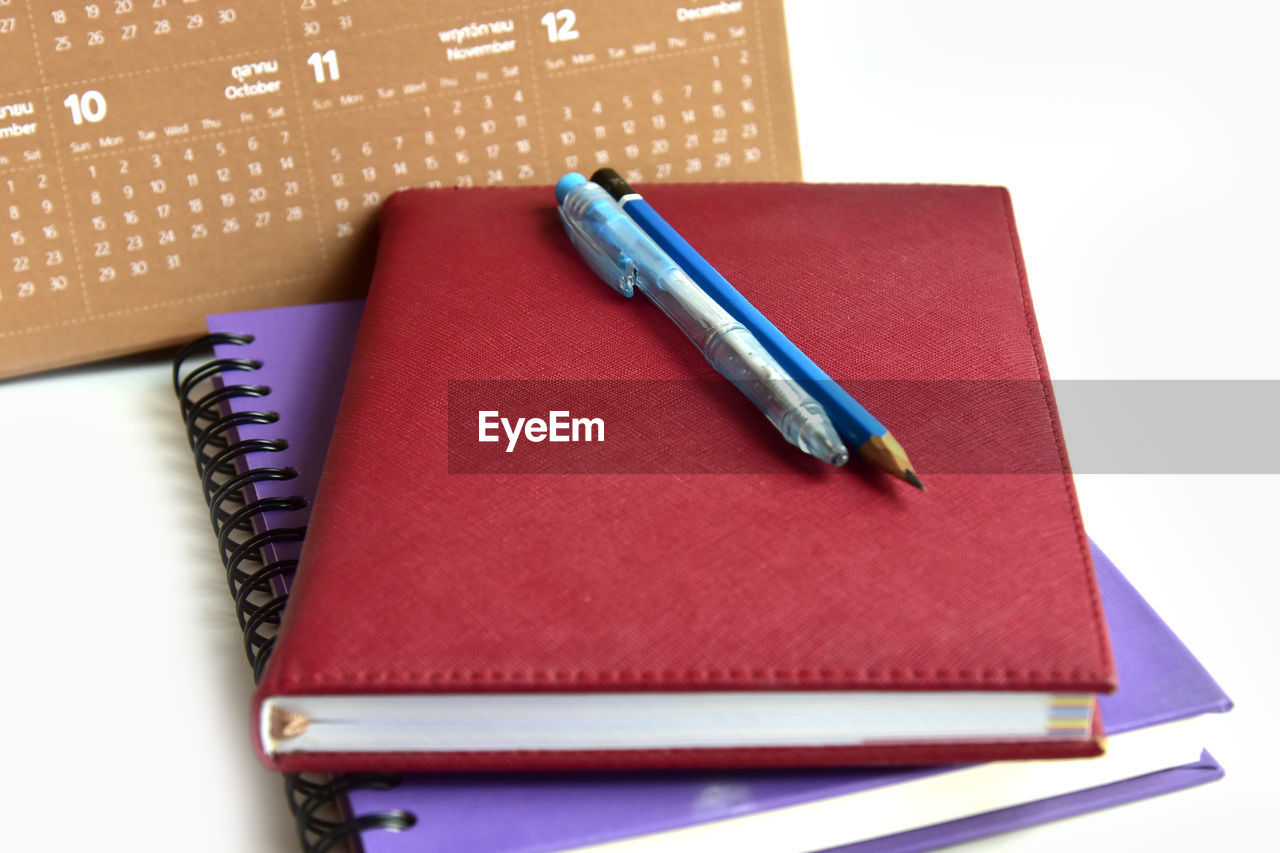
[555,172,849,467]
[590,168,924,490]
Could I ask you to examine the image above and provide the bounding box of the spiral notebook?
[174,299,1229,852]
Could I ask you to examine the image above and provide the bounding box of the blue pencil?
[590,168,923,489]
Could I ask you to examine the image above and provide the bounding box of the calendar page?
[0,0,800,378]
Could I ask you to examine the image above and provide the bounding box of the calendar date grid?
[745,0,778,181]
[3,166,81,313]
[0,0,801,377]
[4,84,93,320]
[298,74,530,125]
[28,0,259,65]
[65,118,291,166]
[70,124,318,305]
[540,32,747,81]
[0,272,313,342]
[283,0,537,46]
[550,66,773,181]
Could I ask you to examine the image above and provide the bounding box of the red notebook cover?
[253,183,1115,773]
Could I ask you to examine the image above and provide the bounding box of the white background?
[2,2,1276,850]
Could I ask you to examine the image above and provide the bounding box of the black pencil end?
[590,167,633,200]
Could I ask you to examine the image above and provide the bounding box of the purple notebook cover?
[210,300,364,568]
[207,301,1230,853]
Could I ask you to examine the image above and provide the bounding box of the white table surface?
[2,2,1276,850]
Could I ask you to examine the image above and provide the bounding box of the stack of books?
[174,182,1229,851]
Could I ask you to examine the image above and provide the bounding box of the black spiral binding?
[174,335,416,853]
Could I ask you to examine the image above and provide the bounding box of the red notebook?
[253,183,1115,774]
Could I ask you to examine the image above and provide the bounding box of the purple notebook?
[203,300,1230,853]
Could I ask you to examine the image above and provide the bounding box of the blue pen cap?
[554,172,588,204]
[556,173,638,297]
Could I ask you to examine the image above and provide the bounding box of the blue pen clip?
[556,173,635,297]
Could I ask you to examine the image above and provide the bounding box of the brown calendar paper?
[0,0,800,378]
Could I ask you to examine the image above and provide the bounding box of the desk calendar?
[0,0,800,378]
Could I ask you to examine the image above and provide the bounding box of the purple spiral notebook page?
[210,300,364,571]
[205,302,1229,853]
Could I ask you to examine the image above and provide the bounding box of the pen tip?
[904,470,926,491]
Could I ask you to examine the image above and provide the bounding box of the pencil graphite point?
[858,432,924,490]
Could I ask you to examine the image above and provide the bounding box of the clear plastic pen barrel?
[644,265,848,466]
[557,176,848,466]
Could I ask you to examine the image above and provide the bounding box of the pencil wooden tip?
[858,432,924,491]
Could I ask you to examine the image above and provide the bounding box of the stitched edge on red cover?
[996,186,1116,691]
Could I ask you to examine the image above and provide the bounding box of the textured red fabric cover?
[254,183,1114,773]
